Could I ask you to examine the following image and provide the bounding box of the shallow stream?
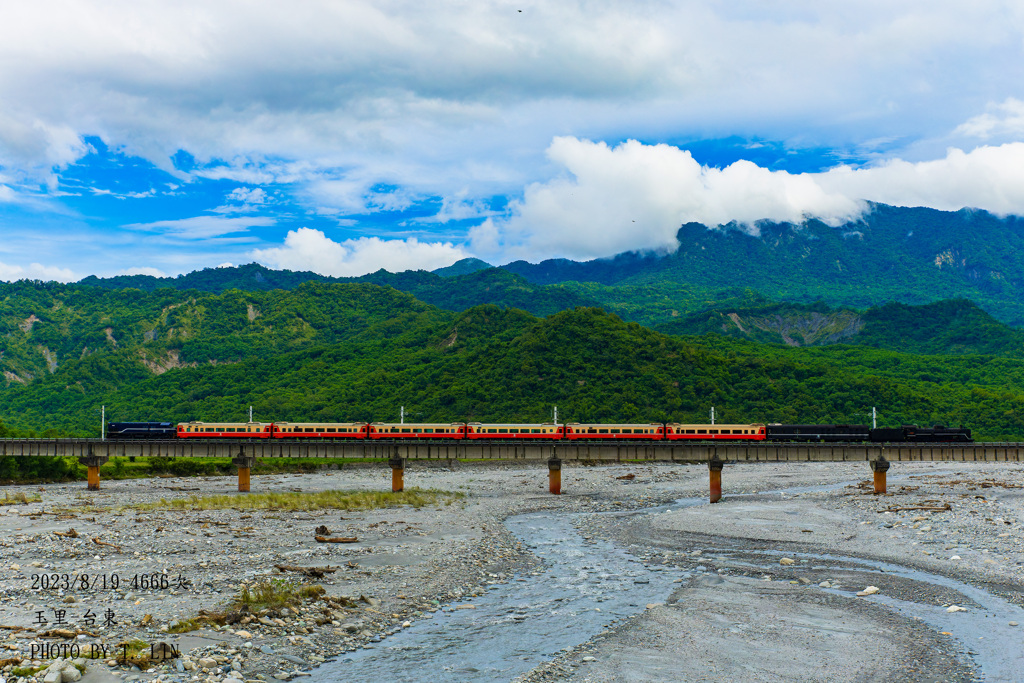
[312,511,685,681]
[313,478,1024,682]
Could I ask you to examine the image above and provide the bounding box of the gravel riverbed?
[0,460,1022,683]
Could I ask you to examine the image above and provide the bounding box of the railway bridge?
[2,438,1021,501]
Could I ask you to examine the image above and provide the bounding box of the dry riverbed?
[0,460,1022,683]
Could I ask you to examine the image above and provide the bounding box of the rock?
[43,671,62,683]
[797,577,811,585]
[455,604,476,610]
[779,558,795,566]
[199,657,218,669]
[149,642,176,662]
[273,673,291,680]
[401,621,411,628]
[946,605,968,612]
[582,656,597,662]
[60,664,81,683]
[280,655,305,665]
[950,555,961,560]
[235,630,252,639]
[857,586,880,596]
[1009,621,1019,626]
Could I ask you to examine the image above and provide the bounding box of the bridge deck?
[0,439,1019,462]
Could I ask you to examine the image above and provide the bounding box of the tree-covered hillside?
[654,299,1024,357]
[502,204,1024,327]
[76,204,1024,329]
[78,263,598,320]
[1,282,1022,440]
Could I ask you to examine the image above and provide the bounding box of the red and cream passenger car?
[465,423,563,439]
[562,423,663,440]
[272,422,369,439]
[366,422,467,439]
[176,422,273,438]
[663,423,765,440]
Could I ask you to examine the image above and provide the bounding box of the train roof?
[370,422,464,427]
[664,423,764,428]
[467,422,557,427]
[564,422,663,428]
[178,421,273,427]
[274,422,366,427]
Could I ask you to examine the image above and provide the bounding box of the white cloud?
[250,227,467,276]
[953,98,1024,141]
[419,191,497,224]
[470,137,863,260]
[817,143,1024,215]
[0,260,76,282]
[0,1,1021,201]
[124,216,275,239]
[118,266,166,277]
[226,187,268,205]
[470,138,1024,262]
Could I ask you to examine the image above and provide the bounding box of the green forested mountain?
[5,203,1024,441]
[654,299,1024,357]
[1,281,1022,440]
[76,204,1024,329]
[502,204,1024,327]
[78,263,597,320]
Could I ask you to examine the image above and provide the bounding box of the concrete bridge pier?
[708,455,724,503]
[78,448,109,491]
[548,457,561,495]
[871,456,890,494]
[390,456,406,493]
[232,450,257,493]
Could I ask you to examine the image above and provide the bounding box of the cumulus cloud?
[816,143,1024,215]
[470,138,1024,262]
[469,138,863,260]
[250,227,467,277]
[124,216,275,239]
[0,260,76,282]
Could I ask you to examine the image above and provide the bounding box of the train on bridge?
[107,421,973,443]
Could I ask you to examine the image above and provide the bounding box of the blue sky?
[1,1,1024,280]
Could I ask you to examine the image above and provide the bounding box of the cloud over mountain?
[249,228,466,277]
[470,138,1024,262]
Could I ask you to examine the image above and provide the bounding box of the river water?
[313,485,1024,682]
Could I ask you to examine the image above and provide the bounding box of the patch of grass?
[166,617,204,634]
[237,578,326,611]
[115,638,154,670]
[12,665,46,677]
[167,578,328,634]
[135,487,464,512]
[1,491,41,504]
